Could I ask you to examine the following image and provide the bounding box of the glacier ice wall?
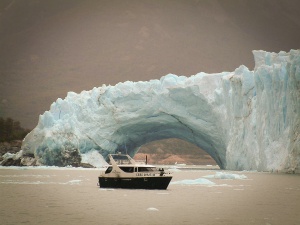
[22,50,300,172]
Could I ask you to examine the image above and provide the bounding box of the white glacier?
[20,50,300,172]
[81,149,108,168]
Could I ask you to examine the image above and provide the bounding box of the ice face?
[21,50,300,172]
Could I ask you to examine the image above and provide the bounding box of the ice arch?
[23,73,228,168]
[22,50,300,172]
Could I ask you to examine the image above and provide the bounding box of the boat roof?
[108,153,155,167]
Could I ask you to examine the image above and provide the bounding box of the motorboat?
[98,153,172,189]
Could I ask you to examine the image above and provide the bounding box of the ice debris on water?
[203,172,247,180]
[1,180,83,185]
[66,179,82,185]
[171,178,215,185]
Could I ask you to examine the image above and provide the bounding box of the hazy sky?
[0,0,299,129]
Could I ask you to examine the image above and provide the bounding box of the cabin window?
[105,166,113,174]
[119,167,134,173]
[138,167,156,172]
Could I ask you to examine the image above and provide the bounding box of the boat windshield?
[110,154,132,164]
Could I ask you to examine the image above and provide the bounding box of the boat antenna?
[125,133,129,155]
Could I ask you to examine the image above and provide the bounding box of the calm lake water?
[0,166,299,225]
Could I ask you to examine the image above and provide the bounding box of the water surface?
[1,167,299,225]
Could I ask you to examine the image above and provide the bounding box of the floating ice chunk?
[66,179,82,185]
[99,188,114,191]
[171,178,215,185]
[147,207,159,211]
[203,172,247,180]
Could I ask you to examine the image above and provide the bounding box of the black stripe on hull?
[98,177,172,190]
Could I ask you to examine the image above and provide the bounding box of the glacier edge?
[20,49,300,172]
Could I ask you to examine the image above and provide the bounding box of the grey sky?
[0,0,299,129]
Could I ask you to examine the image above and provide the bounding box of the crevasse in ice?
[21,50,300,172]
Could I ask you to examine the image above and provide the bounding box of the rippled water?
[1,167,299,225]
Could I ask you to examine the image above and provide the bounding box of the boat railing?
[135,160,146,165]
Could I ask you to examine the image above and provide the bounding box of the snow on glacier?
[20,49,300,172]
